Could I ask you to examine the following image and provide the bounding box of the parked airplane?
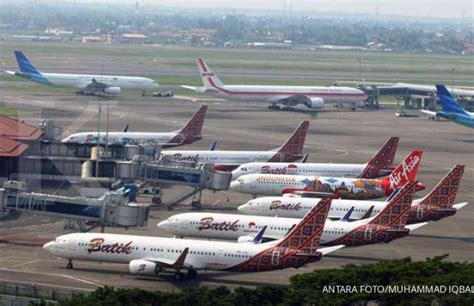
[231,136,399,180]
[230,150,424,199]
[182,58,367,110]
[43,198,344,280]
[62,105,207,147]
[162,120,309,171]
[421,85,474,129]
[238,165,466,224]
[5,51,158,96]
[159,181,424,246]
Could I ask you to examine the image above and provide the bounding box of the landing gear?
[191,200,201,209]
[155,265,162,275]
[351,103,357,111]
[142,90,146,97]
[282,106,295,111]
[187,269,198,278]
[268,104,281,110]
[66,259,73,269]
[174,271,184,280]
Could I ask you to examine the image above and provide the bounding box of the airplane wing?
[277,95,313,107]
[142,247,197,269]
[317,245,345,255]
[453,202,468,210]
[85,79,108,91]
[420,110,438,116]
[405,222,428,231]
[181,85,218,94]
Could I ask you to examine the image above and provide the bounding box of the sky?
[69,0,472,19]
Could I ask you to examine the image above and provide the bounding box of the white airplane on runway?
[159,181,426,247]
[231,136,399,180]
[230,150,424,199]
[162,120,309,171]
[237,165,467,224]
[62,105,207,147]
[5,51,158,96]
[43,198,344,280]
[182,58,367,110]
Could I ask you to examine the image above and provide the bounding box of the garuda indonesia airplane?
[5,51,158,96]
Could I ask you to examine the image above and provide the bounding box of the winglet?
[173,247,189,266]
[360,205,374,219]
[359,137,399,178]
[340,206,354,222]
[252,226,267,244]
[123,124,129,133]
[209,141,218,151]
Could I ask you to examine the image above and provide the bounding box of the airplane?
[231,136,399,180]
[421,85,474,129]
[237,165,467,224]
[158,181,425,247]
[62,105,207,147]
[162,120,309,171]
[42,198,345,280]
[5,51,159,96]
[182,58,367,111]
[230,150,424,199]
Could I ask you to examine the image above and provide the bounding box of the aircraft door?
[416,206,424,220]
[364,227,373,241]
[271,249,280,266]
[69,239,77,251]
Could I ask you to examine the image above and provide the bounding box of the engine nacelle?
[103,87,121,96]
[305,97,324,109]
[237,235,255,243]
[129,259,157,275]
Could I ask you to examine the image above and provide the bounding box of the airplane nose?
[237,204,246,213]
[157,220,168,229]
[230,180,241,191]
[43,241,54,252]
[416,182,426,191]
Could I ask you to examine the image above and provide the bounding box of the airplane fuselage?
[62,132,196,146]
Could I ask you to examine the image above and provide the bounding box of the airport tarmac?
[0,91,472,293]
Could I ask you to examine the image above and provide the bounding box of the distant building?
[81,36,105,43]
[121,33,147,44]
[45,28,73,37]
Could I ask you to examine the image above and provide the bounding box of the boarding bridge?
[112,156,233,208]
[0,181,150,232]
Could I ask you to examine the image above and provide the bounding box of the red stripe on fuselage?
[206,77,365,97]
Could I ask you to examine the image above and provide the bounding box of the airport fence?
[0,280,91,304]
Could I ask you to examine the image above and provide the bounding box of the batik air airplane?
[162,120,309,171]
[5,51,158,96]
[238,165,467,224]
[159,181,425,247]
[182,59,367,110]
[62,105,207,147]
[43,198,344,280]
[230,150,424,199]
[231,137,399,180]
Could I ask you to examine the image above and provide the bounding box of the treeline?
[53,255,473,306]
[0,6,471,53]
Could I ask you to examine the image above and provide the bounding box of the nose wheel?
[66,259,73,269]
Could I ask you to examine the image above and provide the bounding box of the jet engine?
[305,97,324,109]
[129,259,158,275]
[103,87,121,96]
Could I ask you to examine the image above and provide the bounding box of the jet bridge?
[0,181,150,232]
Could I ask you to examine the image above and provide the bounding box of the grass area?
[0,107,32,116]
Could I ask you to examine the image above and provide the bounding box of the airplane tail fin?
[370,180,417,228]
[269,121,309,161]
[359,137,399,178]
[436,84,468,115]
[177,104,208,138]
[418,165,465,209]
[388,150,423,188]
[197,58,224,89]
[277,197,331,254]
[14,51,42,75]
